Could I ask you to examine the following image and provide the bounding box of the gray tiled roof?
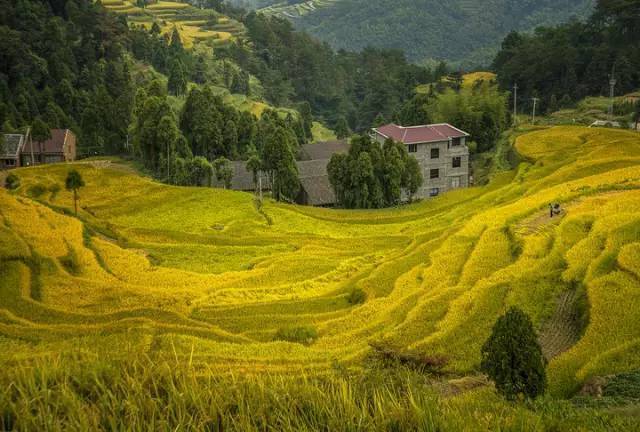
[1,134,24,158]
[222,157,338,206]
[297,159,336,206]
[298,140,349,161]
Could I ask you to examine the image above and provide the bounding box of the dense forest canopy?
[493,0,640,113]
[230,0,596,67]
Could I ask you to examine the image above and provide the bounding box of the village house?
[224,140,350,207]
[19,129,77,166]
[371,123,470,199]
[0,132,27,169]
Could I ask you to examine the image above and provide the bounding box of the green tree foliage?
[156,115,181,181]
[481,307,547,400]
[493,1,640,109]
[269,0,594,67]
[213,157,234,189]
[65,169,85,215]
[261,126,299,201]
[167,60,188,96]
[245,150,262,193]
[328,135,422,209]
[231,13,437,132]
[397,82,509,153]
[0,0,134,156]
[4,173,20,190]
[31,117,51,144]
[334,116,351,139]
[634,101,640,130]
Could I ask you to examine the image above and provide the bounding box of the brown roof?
[373,123,469,144]
[299,140,349,161]
[35,129,71,153]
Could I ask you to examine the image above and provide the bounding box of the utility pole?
[608,71,617,120]
[531,97,539,124]
[513,83,518,125]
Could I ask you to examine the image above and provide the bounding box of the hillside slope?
[2,126,640,401]
[248,0,596,66]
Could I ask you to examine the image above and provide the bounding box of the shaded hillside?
[245,0,596,66]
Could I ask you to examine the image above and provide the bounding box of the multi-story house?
[371,123,470,199]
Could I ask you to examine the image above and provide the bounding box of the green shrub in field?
[275,326,318,345]
[348,288,367,305]
[27,183,47,198]
[4,173,20,190]
[481,307,547,400]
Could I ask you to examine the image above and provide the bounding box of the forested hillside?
[232,0,596,66]
[493,0,640,115]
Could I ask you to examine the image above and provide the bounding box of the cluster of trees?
[493,0,640,114]
[0,0,135,156]
[394,80,510,154]
[328,135,422,209]
[131,77,307,191]
[222,12,446,132]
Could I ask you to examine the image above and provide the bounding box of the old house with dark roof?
[1,133,27,169]
[225,140,350,206]
[371,123,470,199]
[20,129,77,166]
[296,159,336,207]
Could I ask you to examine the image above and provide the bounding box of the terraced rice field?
[2,126,640,397]
[100,0,245,48]
[260,0,341,18]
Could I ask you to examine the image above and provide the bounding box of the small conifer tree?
[481,307,546,400]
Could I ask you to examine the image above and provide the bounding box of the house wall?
[63,131,77,162]
[372,133,470,200]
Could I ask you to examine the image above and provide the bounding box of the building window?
[430,188,440,197]
[452,137,462,146]
[430,169,439,179]
[5,159,16,166]
[408,144,418,153]
[452,177,460,189]
[431,148,440,159]
[452,156,462,168]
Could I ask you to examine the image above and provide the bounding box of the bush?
[27,184,47,198]
[481,307,546,400]
[348,288,367,305]
[48,183,61,199]
[275,326,318,345]
[4,173,20,190]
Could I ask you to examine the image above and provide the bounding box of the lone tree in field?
[65,169,85,215]
[481,307,546,400]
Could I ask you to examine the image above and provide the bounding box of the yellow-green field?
[2,126,640,402]
[100,0,245,48]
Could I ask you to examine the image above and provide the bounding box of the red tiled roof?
[35,129,69,153]
[374,123,469,144]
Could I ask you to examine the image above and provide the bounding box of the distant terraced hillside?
[100,0,245,48]
[2,126,640,398]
